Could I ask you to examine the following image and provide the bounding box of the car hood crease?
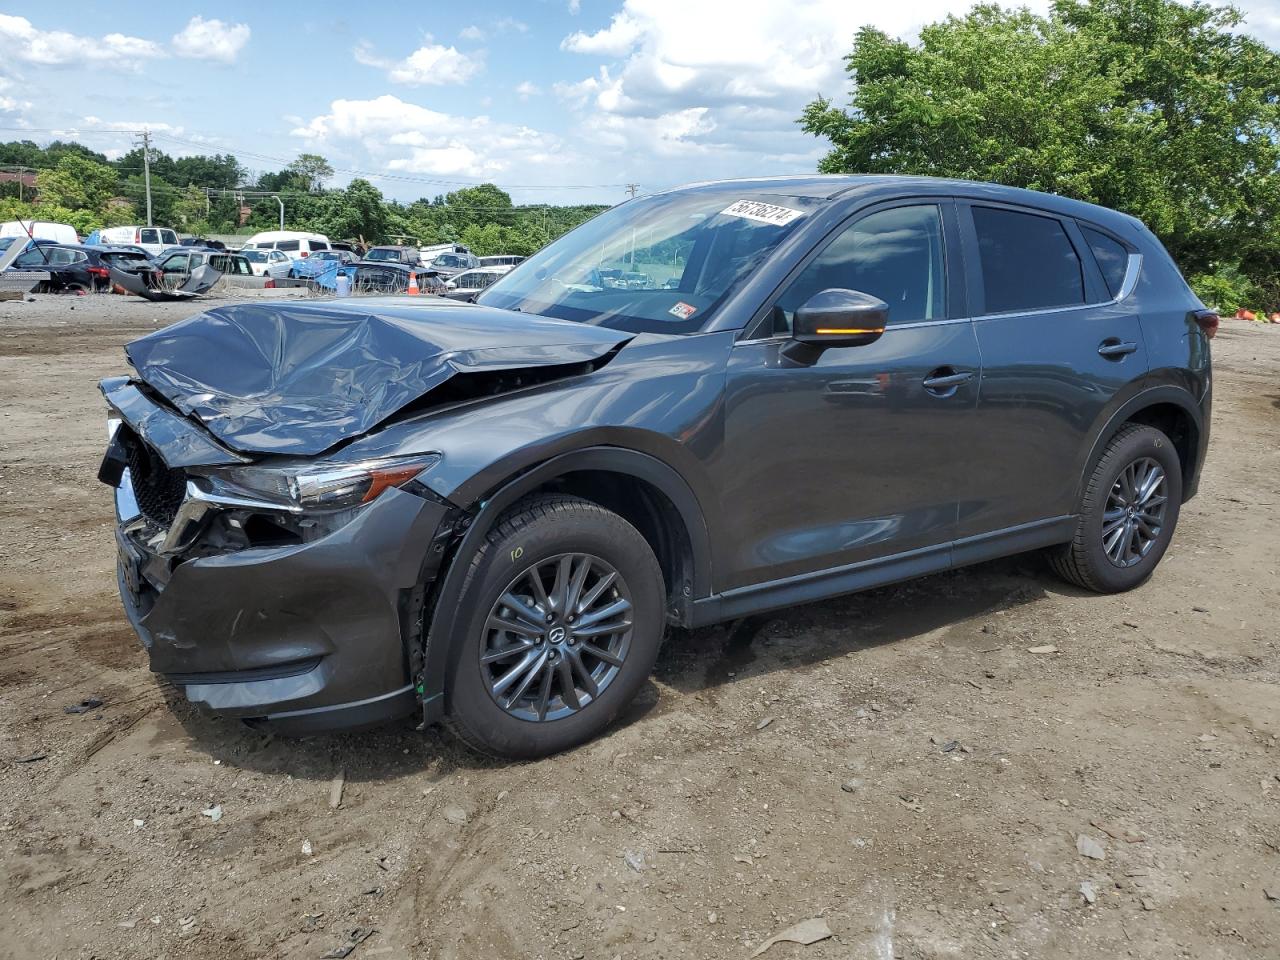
[124,299,632,457]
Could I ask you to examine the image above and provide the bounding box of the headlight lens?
[211,453,440,511]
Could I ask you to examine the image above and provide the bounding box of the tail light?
[87,266,109,278]
[300,250,309,257]
[264,278,275,288]
[1191,309,1219,339]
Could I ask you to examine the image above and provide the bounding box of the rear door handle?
[1098,339,1138,358]
[922,368,975,391]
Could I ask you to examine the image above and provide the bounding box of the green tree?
[800,0,1280,307]
[35,154,119,214]
[315,179,389,243]
[287,153,335,192]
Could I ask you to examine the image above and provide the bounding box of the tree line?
[0,144,606,257]
[800,0,1280,312]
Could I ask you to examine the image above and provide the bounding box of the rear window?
[243,250,267,262]
[365,248,401,262]
[1080,226,1129,299]
[139,229,159,244]
[101,252,149,266]
[277,240,300,252]
[972,206,1084,313]
[160,230,178,245]
[307,240,328,251]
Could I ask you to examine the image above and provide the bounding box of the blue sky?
[3,0,1280,205]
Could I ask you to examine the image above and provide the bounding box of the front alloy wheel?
[482,553,633,722]
[444,495,666,759]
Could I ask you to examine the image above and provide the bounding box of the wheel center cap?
[548,624,568,644]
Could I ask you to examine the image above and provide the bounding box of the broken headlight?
[207,453,442,512]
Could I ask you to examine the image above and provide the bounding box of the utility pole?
[625,183,639,200]
[273,195,284,230]
[135,128,154,226]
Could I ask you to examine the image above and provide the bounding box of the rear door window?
[140,229,159,244]
[307,241,328,251]
[1080,226,1129,299]
[971,206,1084,313]
[277,240,300,252]
[160,230,178,245]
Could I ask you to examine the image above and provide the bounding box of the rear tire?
[1050,424,1182,592]
[443,496,665,759]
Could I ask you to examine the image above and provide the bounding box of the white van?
[241,230,331,260]
[96,225,180,256]
[0,220,79,245]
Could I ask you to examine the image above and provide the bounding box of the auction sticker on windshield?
[720,200,805,226]
[669,302,697,320]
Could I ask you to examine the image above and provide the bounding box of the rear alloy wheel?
[444,496,665,758]
[1050,423,1182,592]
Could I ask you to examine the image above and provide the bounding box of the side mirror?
[792,289,889,348]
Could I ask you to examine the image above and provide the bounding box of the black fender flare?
[1075,384,1205,504]
[417,446,713,721]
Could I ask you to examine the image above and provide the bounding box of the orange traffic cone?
[406,272,420,296]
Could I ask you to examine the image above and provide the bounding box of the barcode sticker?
[720,200,805,226]
[669,302,697,320]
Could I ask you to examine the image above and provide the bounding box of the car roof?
[661,174,1141,227]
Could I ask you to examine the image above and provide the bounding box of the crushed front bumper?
[112,466,453,735]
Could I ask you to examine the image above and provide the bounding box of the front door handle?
[1098,338,1138,358]
[922,368,975,393]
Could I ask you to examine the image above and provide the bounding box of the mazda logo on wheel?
[548,626,567,643]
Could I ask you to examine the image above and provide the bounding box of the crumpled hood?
[125,298,631,456]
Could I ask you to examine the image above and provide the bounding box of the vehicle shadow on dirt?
[655,555,1051,695]
[166,555,1055,779]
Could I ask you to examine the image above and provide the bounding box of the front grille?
[125,432,187,528]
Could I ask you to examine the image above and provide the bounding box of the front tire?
[1050,423,1182,592]
[443,496,665,758]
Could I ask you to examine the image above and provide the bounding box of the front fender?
[416,445,715,724]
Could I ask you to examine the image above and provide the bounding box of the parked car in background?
[289,249,358,280]
[330,241,365,258]
[242,248,292,277]
[424,250,478,278]
[443,265,512,300]
[155,248,264,286]
[241,231,331,260]
[8,243,157,292]
[179,237,227,251]
[349,258,446,294]
[94,226,180,257]
[362,245,421,266]
[2,220,79,245]
[99,174,1213,757]
[478,255,525,268]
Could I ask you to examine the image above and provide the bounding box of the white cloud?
[568,0,582,12]
[495,17,530,33]
[291,95,566,180]
[552,0,1041,188]
[0,14,163,66]
[171,16,251,63]
[515,81,542,99]
[561,13,644,56]
[355,40,482,86]
[459,25,485,41]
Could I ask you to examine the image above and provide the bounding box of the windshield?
[243,250,267,262]
[478,192,819,333]
[365,248,402,262]
[432,253,467,268]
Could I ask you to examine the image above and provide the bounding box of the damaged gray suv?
[100,176,1213,757]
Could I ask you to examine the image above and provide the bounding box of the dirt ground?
[0,294,1277,960]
